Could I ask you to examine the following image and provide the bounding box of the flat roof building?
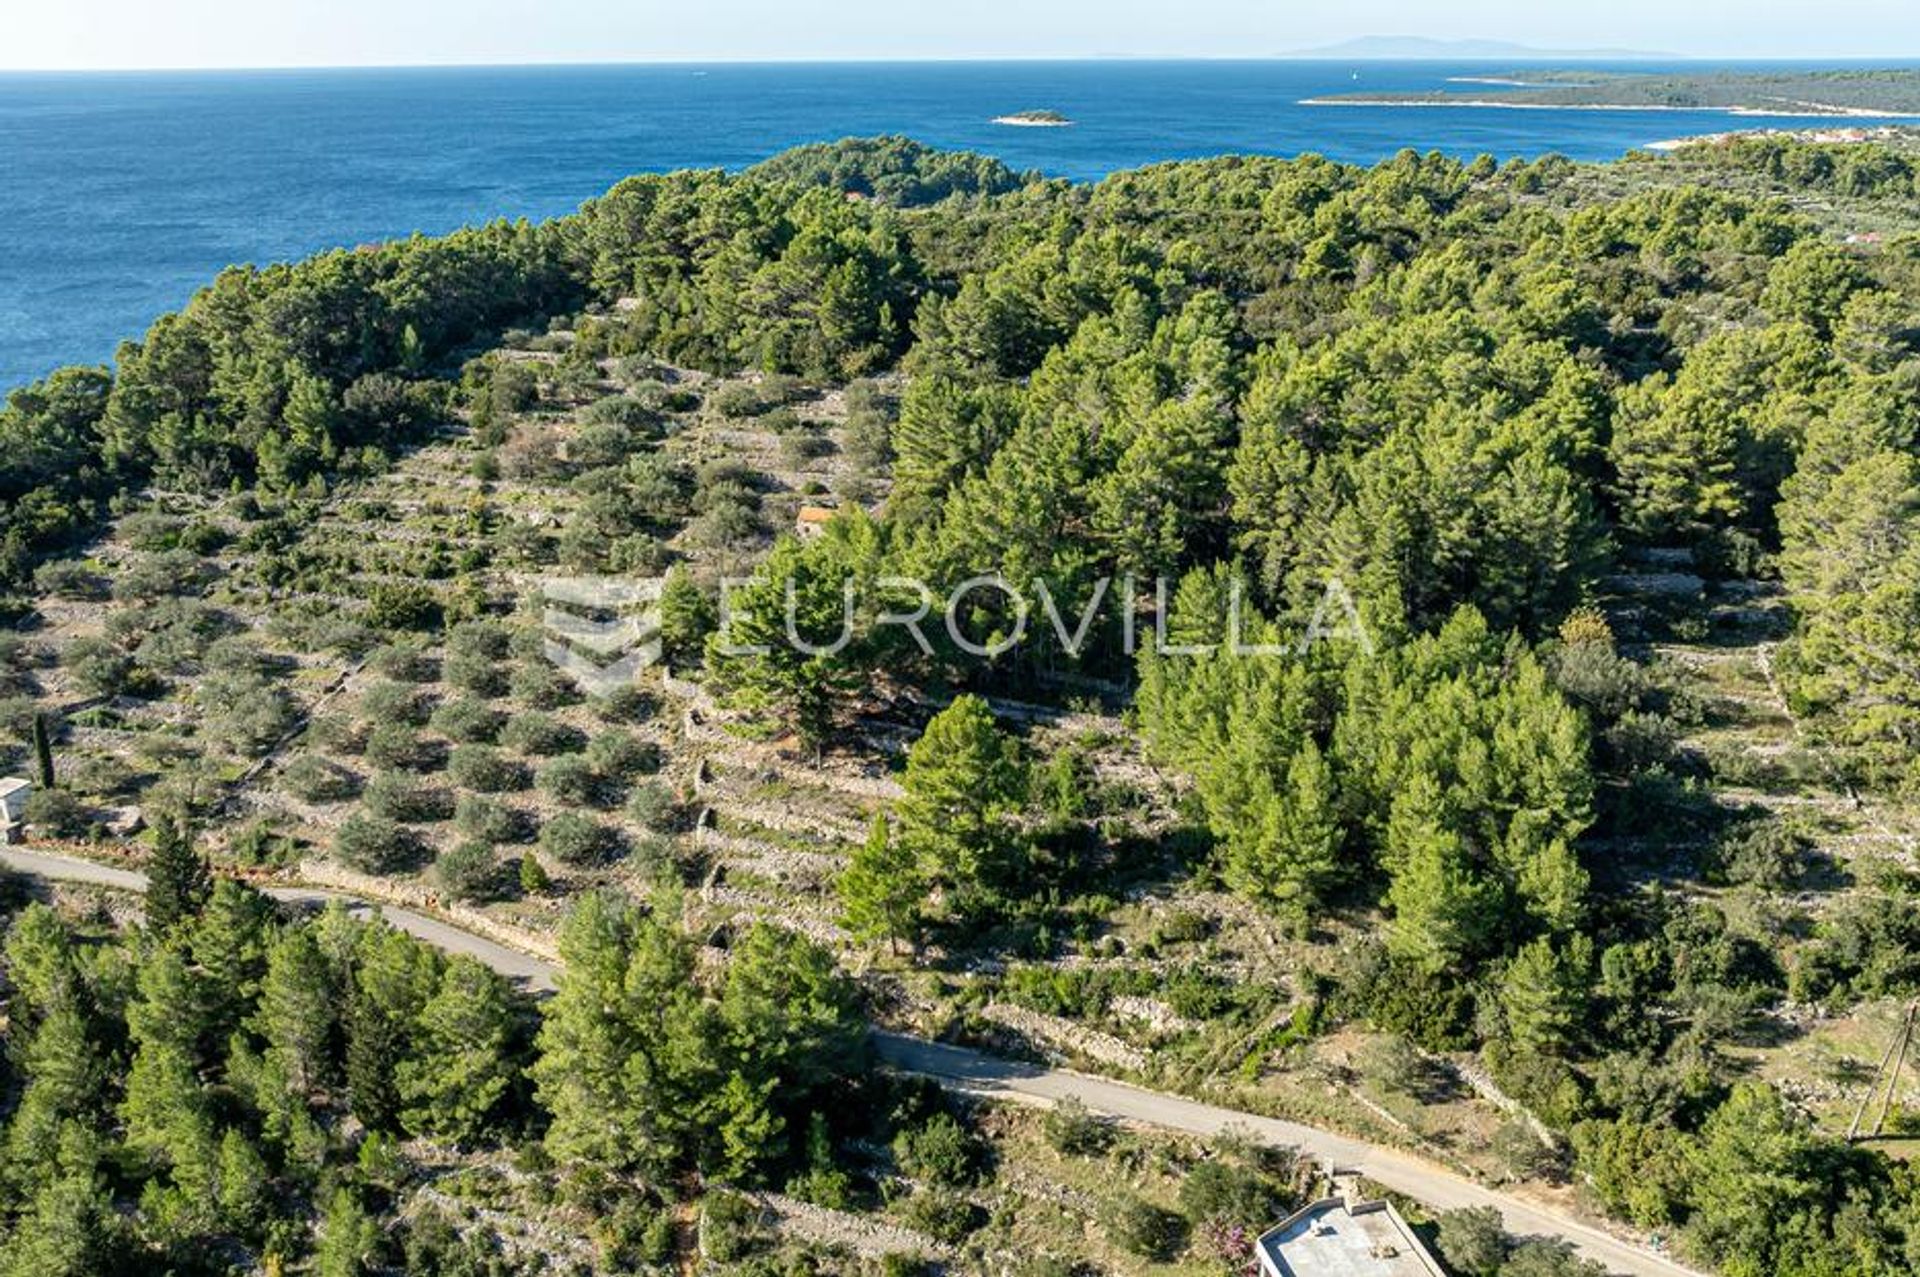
[1256,1195,1447,1277]
[0,778,30,843]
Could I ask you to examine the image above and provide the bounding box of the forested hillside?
[0,135,1916,1276]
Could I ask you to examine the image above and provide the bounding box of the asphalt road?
[870,1034,1704,1277]
[0,846,558,990]
[1,845,1701,1277]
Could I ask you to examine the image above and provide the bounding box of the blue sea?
[2,59,1913,391]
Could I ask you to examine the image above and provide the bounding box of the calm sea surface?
[2,60,1913,389]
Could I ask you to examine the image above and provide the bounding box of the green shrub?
[537,754,603,807]
[281,755,360,803]
[369,645,435,683]
[455,794,532,844]
[360,680,430,726]
[430,697,505,743]
[1711,819,1808,890]
[308,714,367,756]
[593,686,657,724]
[625,781,680,831]
[121,511,184,551]
[434,840,502,902]
[896,1188,979,1244]
[444,652,509,698]
[540,812,615,866]
[448,744,531,793]
[447,619,510,660]
[201,671,299,756]
[25,789,92,838]
[892,1112,981,1187]
[510,663,577,709]
[1042,1096,1111,1156]
[363,773,453,823]
[333,813,424,873]
[1100,1195,1185,1261]
[364,582,441,632]
[1435,1207,1509,1277]
[698,1191,759,1262]
[33,560,106,601]
[363,724,437,772]
[501,713,584,756]
[585,730,659,779]
[778,430,834,470]
[710,383,769,419]
[66,636,135,698]
[1176,1159,1279,1228]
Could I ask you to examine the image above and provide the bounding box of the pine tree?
[313,1187,378,1277]
[518,853,551,896]
[190,880,274,1048]
[144,811,211,934]
[214,1129,271,1236]
[344,986,401,1134]
[121,946,212,1171]
[0,1173,118,1277]
[895,695,1029,920]
[531,893,715,1177]
[656,564,716,666]
[1499,935,1594,1057]
[1219,739,1342,920]
[1384,772,1504,974]
[838,814,921,951]
[252,928,337,1097]
[398,956,517,1144]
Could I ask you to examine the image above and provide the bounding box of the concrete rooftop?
[1258,1197,1447,1277]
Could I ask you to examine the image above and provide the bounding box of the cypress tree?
[30,711,54,789]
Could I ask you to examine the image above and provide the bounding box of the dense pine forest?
[0,132,1917,1276]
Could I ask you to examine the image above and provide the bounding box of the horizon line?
[9,52,1920,75]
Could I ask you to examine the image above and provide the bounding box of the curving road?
[869,1034,1703,1277]
[0,846,1699,1277]
[0,846,557,991]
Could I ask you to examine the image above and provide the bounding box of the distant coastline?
[1309,68,1920,119]
[1303,97,1911,119]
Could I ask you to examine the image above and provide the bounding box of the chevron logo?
[539,576,664,695]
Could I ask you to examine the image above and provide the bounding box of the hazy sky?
[6,0,1918,70]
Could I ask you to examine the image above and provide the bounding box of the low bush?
[363,773,454,823]
[586,731,659,779]
[1100,1195,1185,1261]
[361,680,431,726]
[537,754,604,807]
[540,811,616,866]
[434,839,503,902]
[501,713,585,757]
[369,644,436,683]
[892,1112,982,1187]
[448,744,531,793]
[510,662,578,710]
[333,813,424,873]
[281,756,361,804]
[430,697,505,743]
[444,652,509,698]
[363,724,437,772]
[455,794,533,844]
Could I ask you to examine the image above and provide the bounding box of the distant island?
[1283,35,1675,60]
[991,109,1073,127]
[1307,68,1920,117]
